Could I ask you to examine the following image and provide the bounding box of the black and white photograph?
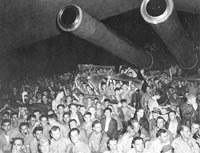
[1,0,200,153]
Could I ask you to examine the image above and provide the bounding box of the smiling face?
[84,114,91,123]
[131,121,140,133]
[29,117,36,127]
[20,125,29,136]
[34,130,43,141]
[137,109,144,118]
[34,112,41,121]
[70,130,80,144]
[181,126,191,140]
[70,104,77,114]
[133,139,144,153]
[40,116,48,127]
[122,84,128,90]
[57,106,65,114]
[104,109,111,118]
[11,114,18,126]
[108,139,118,151]
[69,120,78,129]
[157,118,165,129]
[12,139,24,152]
[51,129,61,141]
[169,112,176,121]
[96,102,102,109]
[191,123,200,135]
[93,122,102,133]
[63,114,70,124]
[159,132,169,143]
[2,122,11,133]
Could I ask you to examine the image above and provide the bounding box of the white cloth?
[146,138,172,153]
[4,135,10,144]
[148,97,160,113]
[118,133,133,153]
[172,137,200,153]
[104,118,111,132]
[168,120,178,137]
[70,113,80,125]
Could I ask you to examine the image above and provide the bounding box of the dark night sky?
[3,8,200,80]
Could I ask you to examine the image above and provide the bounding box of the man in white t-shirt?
[146,128,172,153]
[172,125,199,153]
